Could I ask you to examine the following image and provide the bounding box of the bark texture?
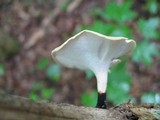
[0,91,159,120]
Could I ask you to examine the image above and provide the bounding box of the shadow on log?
[0,91,159,120]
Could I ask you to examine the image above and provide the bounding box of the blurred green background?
[0,0,160,107]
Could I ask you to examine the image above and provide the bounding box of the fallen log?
[0,91,159,120]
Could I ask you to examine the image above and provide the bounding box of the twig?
[25,7,61,49]
[67,0,83,13]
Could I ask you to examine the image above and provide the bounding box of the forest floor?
[0,0,160,106]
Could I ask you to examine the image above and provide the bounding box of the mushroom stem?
[95,71,108,94]
[96,92,106,109]
[92,64,109,92]
[93,67,109,109]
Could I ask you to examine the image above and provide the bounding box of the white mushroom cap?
[51,30,136,93]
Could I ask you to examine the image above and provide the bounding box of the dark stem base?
[96,92,106,109]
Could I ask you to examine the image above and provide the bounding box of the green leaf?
[87,21,107,35]
[37,58,49,70]
[133,41,159,65]
[28,92,39,101]
[109,61,132,85]
[59,0,70,11]
[41,88,54,99]
[85,70,94,80]
[87,22,133,38]
[109,25,133,38]
[141,92,160,104]
[31,81,45,91]
[146,0,158,14]
[108,62,133,104]
[80,90,97,107]
[103,1,137,23]
[138,18,160,39]
[0,64,5,76]
[91,0,137,23]
[108,83,133,104]
[47,64,61,82]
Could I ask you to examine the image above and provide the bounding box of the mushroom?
[51,30,136,109]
